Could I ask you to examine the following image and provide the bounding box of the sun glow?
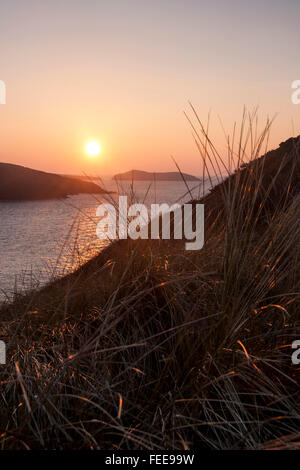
[85,140,101,157]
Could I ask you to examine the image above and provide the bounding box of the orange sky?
[0,0,299,176]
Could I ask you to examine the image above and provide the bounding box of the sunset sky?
[0,0,299,176]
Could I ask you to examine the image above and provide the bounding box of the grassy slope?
[0,133,300,450]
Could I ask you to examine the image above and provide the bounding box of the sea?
[0,177,214,302]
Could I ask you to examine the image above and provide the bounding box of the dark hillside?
[0,163,108,200]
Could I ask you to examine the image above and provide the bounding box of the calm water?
[0,177,210,301]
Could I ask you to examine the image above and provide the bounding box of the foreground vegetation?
[0,111,300,449]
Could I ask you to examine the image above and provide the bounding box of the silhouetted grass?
[0,109,300,450]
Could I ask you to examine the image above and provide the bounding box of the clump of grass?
[0,108,300,450]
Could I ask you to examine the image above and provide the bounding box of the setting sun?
[85,140,101,157]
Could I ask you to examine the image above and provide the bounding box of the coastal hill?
[114,169,200,181]
[201,135,300,217]
[0,162,108,201]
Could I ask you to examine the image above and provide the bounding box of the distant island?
[114,170,200,181]
[0,163,109,201]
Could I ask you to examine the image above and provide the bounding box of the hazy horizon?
[0,0,299,175]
